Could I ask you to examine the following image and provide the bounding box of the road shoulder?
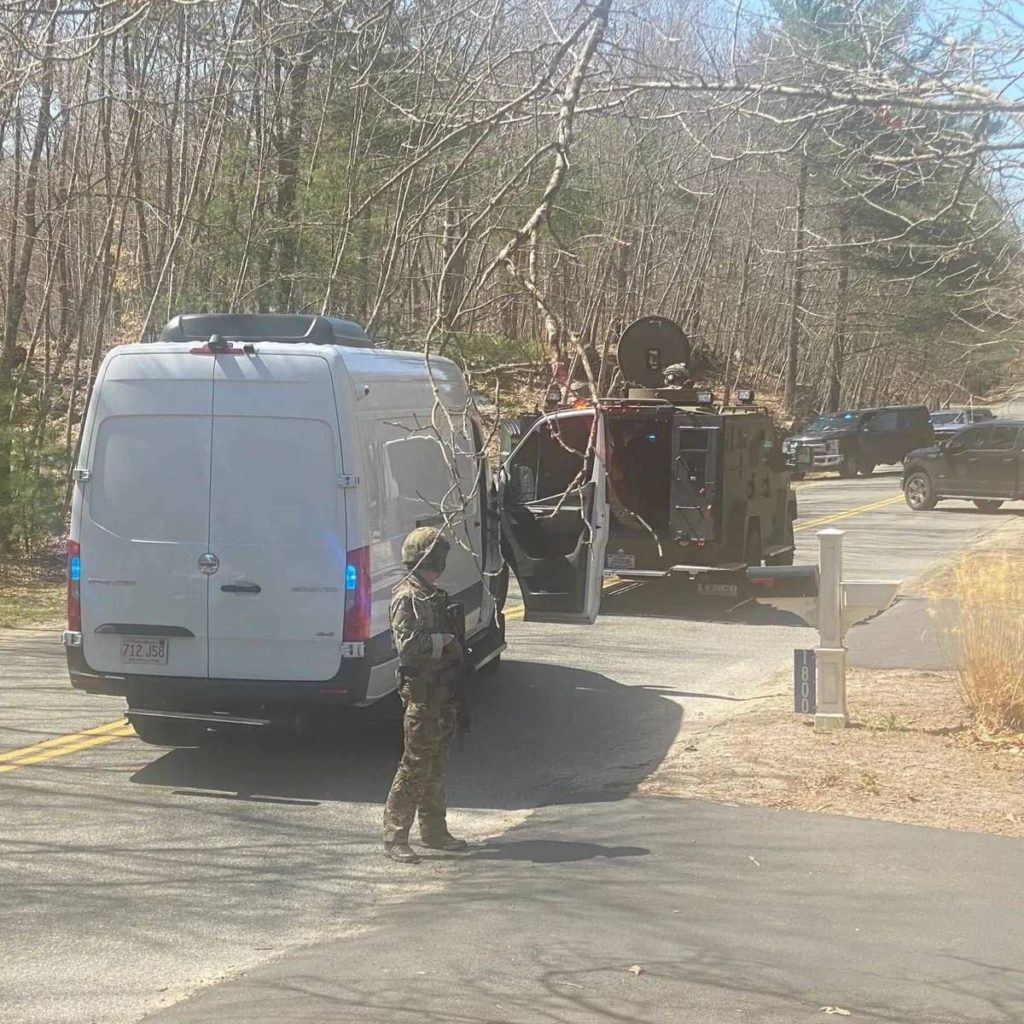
[643,514,1024,836]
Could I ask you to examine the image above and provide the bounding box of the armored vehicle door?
[498,410,609,624]
[670,415,719,542]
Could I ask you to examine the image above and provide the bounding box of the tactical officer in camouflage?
[382,527,470,864]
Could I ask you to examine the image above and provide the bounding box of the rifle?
[445,600,472,743]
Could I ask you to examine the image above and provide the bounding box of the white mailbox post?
[813,528,900,730]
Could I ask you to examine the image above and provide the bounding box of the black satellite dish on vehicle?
[616,316,692,390]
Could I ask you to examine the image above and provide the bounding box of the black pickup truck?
[784,405,932,478]
[903,419,1024,512]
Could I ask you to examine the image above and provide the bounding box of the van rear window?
[210,417,338,543]
[89,416,211,542]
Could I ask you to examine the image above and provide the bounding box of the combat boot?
[383,841,421,863]
[420,831,469,852]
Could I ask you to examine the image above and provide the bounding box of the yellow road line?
[795,493,903,532]
[0,719,133,774]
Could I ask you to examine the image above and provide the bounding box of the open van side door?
[498,410,609,624]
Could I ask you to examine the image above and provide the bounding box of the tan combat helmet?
[401,527,450,572]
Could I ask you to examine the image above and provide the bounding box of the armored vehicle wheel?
[128,714,205,747]
[973,499,1004,513]
[838,456,857,478]
[857,460,876,476]
[904,471,937,511]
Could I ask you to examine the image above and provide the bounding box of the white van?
[64,314,612,745]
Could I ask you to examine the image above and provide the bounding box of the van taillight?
[343,546,371,643]
[67,541,82,631]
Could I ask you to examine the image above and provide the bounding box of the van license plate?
[120,638,168,665]
[606,552,636,570]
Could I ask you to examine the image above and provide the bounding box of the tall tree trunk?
[829,217,849,411]
[275,39,313,311]
[784,157,808,416]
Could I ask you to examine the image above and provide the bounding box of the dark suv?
[903,420,1024,512]
[784,405,932,478]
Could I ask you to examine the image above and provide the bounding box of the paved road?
[2,471,1021,1024]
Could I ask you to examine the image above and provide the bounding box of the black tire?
[790,471,806,481]
[857,460,876,476]
[973,499,1004,513]
[904,471,937,511]
[838,456,857,479]
[744,521,762,568]
[129,714,205,747]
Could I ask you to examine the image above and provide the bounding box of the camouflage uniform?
[382,543,463,848]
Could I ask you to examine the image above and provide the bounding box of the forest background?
[2,0,1024,549]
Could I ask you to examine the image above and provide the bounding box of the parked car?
[903,419,1024,512]
[784,405,932,478]
[928,407,995,440]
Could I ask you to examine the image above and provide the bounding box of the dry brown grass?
[954,554,1024,735]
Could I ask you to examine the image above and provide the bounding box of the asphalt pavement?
[144,798,1024,1024]
[2,470,1023,1024]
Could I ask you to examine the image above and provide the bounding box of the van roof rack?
[157,313,372,347]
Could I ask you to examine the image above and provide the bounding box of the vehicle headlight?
[826,439,839,455]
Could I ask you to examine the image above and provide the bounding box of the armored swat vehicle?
[497,317,797,613]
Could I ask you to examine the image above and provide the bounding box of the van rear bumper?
[66,644,375,722]
[66,617,505,724]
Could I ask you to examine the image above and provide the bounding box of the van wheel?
[904,471,937,511]
[744,521,762,568]
[790,471,805,481]
[838,457,857,478]
[973,499,1004,513]
[857,460,876,476]
[129,714,204,747]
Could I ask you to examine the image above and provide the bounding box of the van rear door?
[207,354,346,681]
[78,352,213,677]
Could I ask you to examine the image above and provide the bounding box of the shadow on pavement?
[129,659,682,811]
[470,839,650,863]
[930,506,1024,516]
